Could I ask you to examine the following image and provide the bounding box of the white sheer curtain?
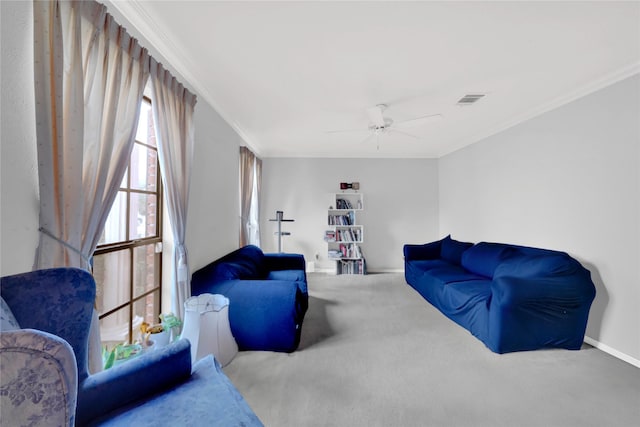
[239,146,261,247]
[33,0,150,372]
[251,155,262,246]
[149,59,197,321]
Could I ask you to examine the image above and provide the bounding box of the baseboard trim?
[367,268,404,274]
[311,268,336,275]
[584,336,640,368]
[309,268,405,274]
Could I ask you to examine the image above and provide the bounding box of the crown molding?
[105,0,261,155]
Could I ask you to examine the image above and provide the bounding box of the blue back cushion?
[494,252,576,278]
[216,245,266,280]
[461,242,517,278]
[440,235,473,265]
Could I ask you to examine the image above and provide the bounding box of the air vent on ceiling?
[457,94,486,106]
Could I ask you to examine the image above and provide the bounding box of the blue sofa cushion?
[267,270,305,282]
[494,252,577,278]
[216,262,253,280]
[462,242,518,278]
[426,266,486,285]
[403,238,443,260]
[442,280,492,311]
[440,235,473,265]
[207,245,267,281]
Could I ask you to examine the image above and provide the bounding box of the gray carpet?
[224,273,640,427]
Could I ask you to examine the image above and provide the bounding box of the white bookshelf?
[324,193,366,275]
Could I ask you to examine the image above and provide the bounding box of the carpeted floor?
[223,273,640,427]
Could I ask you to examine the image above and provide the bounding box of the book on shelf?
[328,249,342,260]
[336,229,361,242]
[338,258,366,274]
[328,214,353,226]
[323,230,336,242]
[336,198,353,209]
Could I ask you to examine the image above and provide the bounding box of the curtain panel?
[149,59,197,321]
[253,155,262,246]
[33,0,150,271]
[239,146,261,247]
[33,0,151,373]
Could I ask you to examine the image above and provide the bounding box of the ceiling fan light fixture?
[368,117,394,132]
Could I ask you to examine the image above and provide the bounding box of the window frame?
[94,96,163,345]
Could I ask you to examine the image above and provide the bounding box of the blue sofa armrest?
[87,355,263,427]
[1,329,78,427]
[225,279,306,352]
[403,240,442,260]
[491,254,596,305]
[263,252,306,272]
[76,339,192,425]
[488,255,596,352]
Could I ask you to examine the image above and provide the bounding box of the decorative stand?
[269,210,294,253]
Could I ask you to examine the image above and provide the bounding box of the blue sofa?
[1,268,262,427]
[191,245,308,353]
[404,236,596,353]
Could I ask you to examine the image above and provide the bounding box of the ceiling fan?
[327,104,442,149]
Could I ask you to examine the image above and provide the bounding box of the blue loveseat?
[404,236,596,353]
[191,245,308,353]
[0,268,262,427]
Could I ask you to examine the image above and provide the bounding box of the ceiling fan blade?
[325,128,368,134]
[366,105,386,128]
[359,133,375,145]
[388,128,423,141]
[394,113,443,127]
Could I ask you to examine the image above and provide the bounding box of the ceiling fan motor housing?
[369,117,394,132]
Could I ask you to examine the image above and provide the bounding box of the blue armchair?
[1,268,262,426]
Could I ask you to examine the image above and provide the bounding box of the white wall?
[260,158,439,272]
[0,1,241,277]
[439,74,640,365]
[186,101,242,272]
[1,0,41,275]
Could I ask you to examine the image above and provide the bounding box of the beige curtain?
[239,146,261,247]
[149,59,197,321]
[254,155,262,246]
[33,0,150,372]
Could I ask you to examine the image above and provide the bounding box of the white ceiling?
[110,1,640,158]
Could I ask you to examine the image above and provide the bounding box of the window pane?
[121,167,128,188]
[100,305,132,347]
[99,191,127,245]
[130,143,158,191]
[94,249,131,314]
[134,291,160,330]
[133,245,160,298]
[135,101,154,146]
[129,193,157,239]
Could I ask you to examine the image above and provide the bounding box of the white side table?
[181,294,238,367]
